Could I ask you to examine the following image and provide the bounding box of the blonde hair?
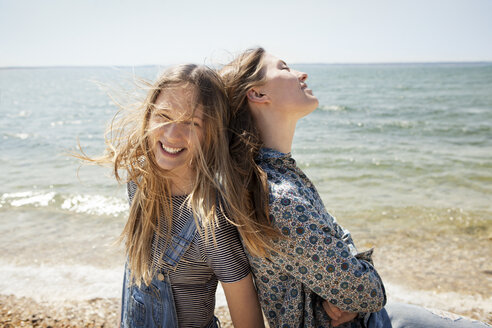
[219,47,282,254]
[78,64,271,285]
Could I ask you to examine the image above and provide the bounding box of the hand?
[322,300,358,327]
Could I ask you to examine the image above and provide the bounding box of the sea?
[0,63,491,316]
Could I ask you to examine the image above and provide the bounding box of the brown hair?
[219,47,282,255]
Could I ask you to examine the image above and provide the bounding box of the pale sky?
[1,0,491,67]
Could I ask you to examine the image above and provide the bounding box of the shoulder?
[266,170,313,217]
[261,162,302,197]
[202,210,251,283]
[204,209,241,245]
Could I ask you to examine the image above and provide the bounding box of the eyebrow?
[279,60,288,66]
[153,107,172,118]
[154,108,204,122]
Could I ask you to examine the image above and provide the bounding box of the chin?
[309,99,319,111]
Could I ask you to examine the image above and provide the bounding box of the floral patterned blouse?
[247,148,386,328]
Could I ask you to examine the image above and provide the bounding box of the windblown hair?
[219,47,282,254]
[77,64,270,285]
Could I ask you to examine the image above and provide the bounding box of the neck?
[171,182,193,196]
[254,109,298,154]
[169,170,195,196]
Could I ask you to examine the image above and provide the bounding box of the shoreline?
[1,286,490,328]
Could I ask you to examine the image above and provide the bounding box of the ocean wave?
[61,194,128,216]
[318,104,353,112]
[0,261,228,305]
[351,120,420,133]
[0,191,128,217]
[3,132,30,140]
[428,124,491,136]
[1,191,56,207]
[386,120,416,129]
[50,120,64,127]
[0,261,123,301]
[5,110,32,119]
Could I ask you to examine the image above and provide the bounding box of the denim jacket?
[121,215,197,328]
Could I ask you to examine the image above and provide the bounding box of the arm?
[204,209,264,327]
[222,273,265,328]
[322,249,378,325]
[268,192,386,313]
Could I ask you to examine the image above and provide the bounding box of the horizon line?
[1,60,492,69]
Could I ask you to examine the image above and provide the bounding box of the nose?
[163,122,184,141]
[296,70,308,82]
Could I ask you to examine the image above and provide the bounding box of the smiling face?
[147,85,204,187]
[258,53,319,119]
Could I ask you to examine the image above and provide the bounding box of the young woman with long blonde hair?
[220,48,490,328]
[79,64,264,328]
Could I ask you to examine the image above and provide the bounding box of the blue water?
[297,63,492,213]
[0,64,491,304]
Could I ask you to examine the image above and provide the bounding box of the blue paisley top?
[247,148,386,327]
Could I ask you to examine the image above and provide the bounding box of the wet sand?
[341,207,492,325]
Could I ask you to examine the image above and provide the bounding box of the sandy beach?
[1,289,490,328]
[0,295,236,328]
[1,208,490,327]
[1,235,491,328]
[1,209,491,327]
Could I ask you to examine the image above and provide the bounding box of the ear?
[247,88,269,104]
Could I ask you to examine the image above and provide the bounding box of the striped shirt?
[127,181,250,328]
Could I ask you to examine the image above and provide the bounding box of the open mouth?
[159,141,185,155]
[301,83,313,95]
